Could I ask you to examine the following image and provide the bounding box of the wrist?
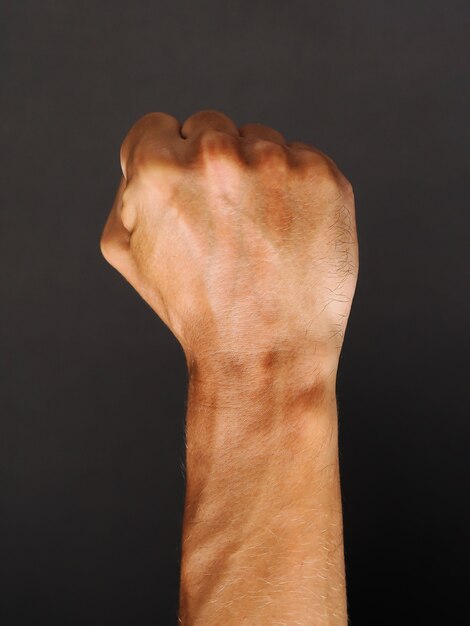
[184,339,339,397]
[184,343,339,461]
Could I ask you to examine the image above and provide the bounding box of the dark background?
[1,1,468,624]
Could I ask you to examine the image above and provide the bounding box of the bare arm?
[179,350,346,624]
[100,110,358,624]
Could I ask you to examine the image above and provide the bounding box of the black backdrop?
[1,1,468,624]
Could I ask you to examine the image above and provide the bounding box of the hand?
[100,110,358,374]
[101,110,357,624]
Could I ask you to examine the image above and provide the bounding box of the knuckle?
[138,111,178,126]
[122,142,174,179]
[251,139,288,168]
[128,111,179,137]
[120,112,179,178]
[195,129,240,160]
[240,123,285,143]
[300,152,341,190]
[185,109,233,126]
[199,128,236,149]
[254,139,285,157]
[182,110,238,140]
[320,160,340,189]
[339,173,354,198]
[312,153,335,177]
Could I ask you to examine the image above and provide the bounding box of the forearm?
[178,348,347,625]
[100,108,357,624]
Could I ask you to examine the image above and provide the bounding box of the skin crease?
[100,110,358,625]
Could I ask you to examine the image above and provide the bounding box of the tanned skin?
[100,110,358,625]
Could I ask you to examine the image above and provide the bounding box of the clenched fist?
[100,110,358,374]
[101,109,358,623]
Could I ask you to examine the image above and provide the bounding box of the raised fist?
[100,110,358,374]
